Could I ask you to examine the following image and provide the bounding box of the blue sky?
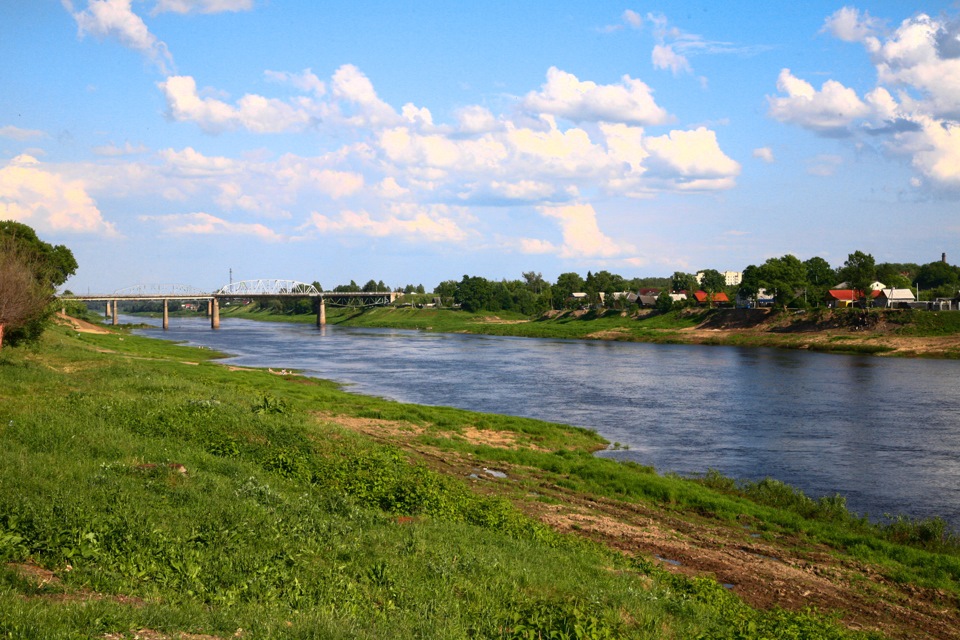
[2,1,959,293]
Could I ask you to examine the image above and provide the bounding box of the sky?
[2,1,960,293]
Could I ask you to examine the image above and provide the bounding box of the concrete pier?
[317,297,326,327]
[105,300,111,320]
[112,300,118,326]
[211,297,220,329]
[162,299,169,330]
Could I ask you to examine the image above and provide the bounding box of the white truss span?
[216,279,320,296]
[113,283,211,296]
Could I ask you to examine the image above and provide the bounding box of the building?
[875,288,916,308]
[695,271,743,286]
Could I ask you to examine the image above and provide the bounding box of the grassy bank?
[3,322,959,637]
[217,304,960,358]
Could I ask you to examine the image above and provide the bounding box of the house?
[693,290,730,306]
[637,288,660,296]
[875,288,916,308]
[826,289,881,308]
[834,281,887,291]
[637,294,659,307]
[668,293,687,303]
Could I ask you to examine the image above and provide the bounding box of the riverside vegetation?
[218,303,960,359]
[2,317,960,638]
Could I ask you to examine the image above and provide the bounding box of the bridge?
[61,279,398,329]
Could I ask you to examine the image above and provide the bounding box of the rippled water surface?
[132,315,960,526]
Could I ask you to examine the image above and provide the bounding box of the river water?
[130,315,960,527]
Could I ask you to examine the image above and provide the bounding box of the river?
[130,314,960,528]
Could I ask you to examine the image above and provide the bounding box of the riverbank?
[218,305,960,358]
[1,320,959,637]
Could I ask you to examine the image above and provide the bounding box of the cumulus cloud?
[768,69,870,136]
[644,127,741,186]
[753,147,775,163]
[140,212,283,240]
[522,67,669,125]
[152,0,254,14]
[822,6,881,46]
[65,0,174,74]
[0,126,45,141]
[538,203,634,259]
[158,75,315,133]
[771,10,960,190]
[0,155,118,235]
[303,204,467,243]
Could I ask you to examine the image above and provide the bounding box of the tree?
[0,221,77,288]
[839,251,876,302]
[454,275,493,312]
[553,272,584,309]
[698,269,726,294]
[654,289,674,313]
[521,271,547,294]
[803,256,835,306]
[756,255,807,309]
[0,238,56,348]
[671,271,697,294]
[916,261,960,299]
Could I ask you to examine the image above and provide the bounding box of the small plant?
[252,394,286,414]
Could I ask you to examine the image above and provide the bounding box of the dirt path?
[56,312,112,334]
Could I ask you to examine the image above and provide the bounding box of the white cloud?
[140,212,283,240]
[264,68,326,96]
[152,0,254,14]
[623,9,643,30]
[522,67,670,125]
[0,155,118,236]
[518,238,557,254]
[771,10,960,190]
[822,7,881,46]
[538,203,634,259]
[330,64,400,128]
[304,204,467,243]
[66,0,173,74]
[644,127,741,181]
[753,147,775,163]
[767,69,870,136]
[158,75,315,133]
[652,44,691,75]
[0,126,45,141]
[93,141,149,156]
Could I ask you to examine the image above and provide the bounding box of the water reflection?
[130,315,960,527]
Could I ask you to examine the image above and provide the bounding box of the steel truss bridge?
[61,279,398,329]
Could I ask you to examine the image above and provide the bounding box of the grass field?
[4,319,959,637]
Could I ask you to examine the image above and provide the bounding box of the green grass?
[0,323,910,638]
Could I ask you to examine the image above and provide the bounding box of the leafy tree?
[671,271,697,294]
[838,251,876,301]
[0,221,77,288]
[698,269,726,294]
[876,262,919,287]
[916,261,960,299]
[803,257,835,306]
[0,239,53,348]
[454,275,494,312]
[433,280,458,305]
[553,272,584,309]
[654,289,674,313]
[756,255,807,309]
[361,279,379,292]
[521,271,547,294]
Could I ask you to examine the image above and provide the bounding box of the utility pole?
[229,268,233,285]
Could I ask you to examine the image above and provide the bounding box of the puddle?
[654,555,682,566]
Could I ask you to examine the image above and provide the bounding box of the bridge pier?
[317,298,326,327]
[211,297,220,329]
[162,299,169,330]
[112,300,118,326]
[105,300,111,320]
